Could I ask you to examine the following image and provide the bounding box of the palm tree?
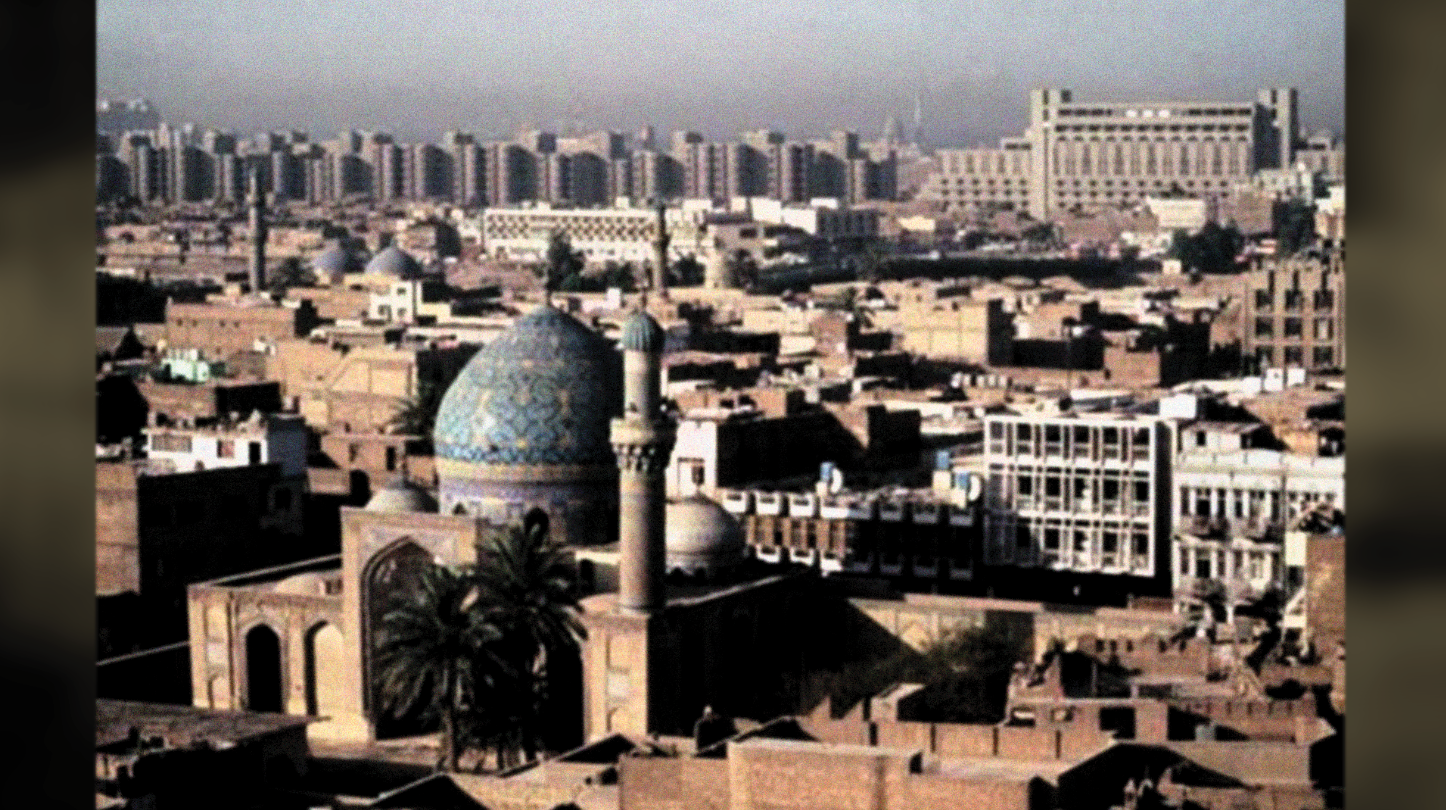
[474,512,586,766]
[374,563,513,772]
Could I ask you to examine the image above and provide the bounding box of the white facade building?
[983,413,1174,583]
[479,204,713,266]
[143,413,309,478]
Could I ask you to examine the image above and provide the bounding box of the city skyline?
[98,0,1344,147]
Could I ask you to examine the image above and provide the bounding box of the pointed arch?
[244,623,283,713]
[360,538,436,726]
[304,621,345,718]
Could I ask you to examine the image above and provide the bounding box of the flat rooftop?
[96,700,313,751]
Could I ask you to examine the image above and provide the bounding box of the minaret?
[611,309,673,613]
[651,199,669,298]
[247,167,268,293]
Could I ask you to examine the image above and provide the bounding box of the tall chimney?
[611,308,673,613]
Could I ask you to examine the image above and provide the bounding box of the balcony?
[912,502,942,525]
[721,490,753,514]
[754,491,783,516]
[788,492,818,518]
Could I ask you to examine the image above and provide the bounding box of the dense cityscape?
[95,79,1345,810]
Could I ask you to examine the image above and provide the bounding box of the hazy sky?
[97,0,1343,146]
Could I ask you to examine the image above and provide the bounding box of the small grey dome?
[364,481,438,513]
[665,495,745,574]
[313,242,364,281]
[620,309,666,353]
[365,244,423,279]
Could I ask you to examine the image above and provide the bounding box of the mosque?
[185,220,824,745]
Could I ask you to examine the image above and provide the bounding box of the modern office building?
[921,87,1319,219]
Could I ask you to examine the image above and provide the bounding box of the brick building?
[1240,253,1344,373]
[165,299,321,361]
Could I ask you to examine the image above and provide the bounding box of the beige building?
[921,87,1317,220]
[1240,253,1345,372]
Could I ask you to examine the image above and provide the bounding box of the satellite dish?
[965,473,983,502]
[828,466,845,495]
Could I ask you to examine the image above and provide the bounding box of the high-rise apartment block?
[921,87,1333,220]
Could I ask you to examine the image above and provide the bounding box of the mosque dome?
[433,304,621,467]
[620,309,665,353]
[365,244,423,279]
[364,480,438,514]
[313,242,364,281]
[665,495,746,574]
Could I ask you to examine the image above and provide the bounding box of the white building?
[1171,443,1344,607]
[479,204,713,266]
[983,412,1174,583]
[143,413,309,478]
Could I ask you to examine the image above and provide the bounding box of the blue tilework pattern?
[433,305,621,466]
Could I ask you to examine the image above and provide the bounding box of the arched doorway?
[304,622,345,717]
[245,625,283,713]
[362,540,437,738]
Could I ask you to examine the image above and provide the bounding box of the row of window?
[1252,345,1337,366]
[1252,317,1337,339]
[1253,289,1337,311]
[1176,544,1281,581]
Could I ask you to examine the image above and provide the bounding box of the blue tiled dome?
[620,310,666,353]
[433,305,621,466]
[365,244,422,278]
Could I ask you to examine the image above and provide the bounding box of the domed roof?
[365,244,423,279]
[433,305,621,467]
[313,243,364,280]
[364,481,438,513]
[620,309,665,353]
[665,495,745,570]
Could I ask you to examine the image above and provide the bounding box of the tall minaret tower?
[651,199,669,298]
[611,308,673,613]
[247,166,268,293]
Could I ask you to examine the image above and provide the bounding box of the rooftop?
[96,700,313,752]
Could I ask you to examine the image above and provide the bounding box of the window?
[1134,481,1150,503]
[1313,290,1334,310]
[385,446,398,472]
[1283,318,1303,337]
[1283,290,1303,311]
[1314,318,1334,340]
[1016,476,1033,496]
[1045,476,1062,497]
[1102,532,1119,552]
[1284,346,1303,366]
[1044,528,1061,550]
[1254,318,1274,338]
[151,433,193,453]
[1313,346,1334,366]
[217,439,235,458]
[1196,430,1208,447]
[348,444,360,463]
[1255,347,1274,365]
[1134,533,1149,555]
[249,442,262,464]
[1254,290,1273,310]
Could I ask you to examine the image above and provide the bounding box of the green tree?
[374,564,513,772]
[393,378,444,440]
[727,249,760,290]
[671,254,705,287]
[474,513,586,766]
[540,231,585,293]
[1275,199,1316,256]
[267,256,313,294]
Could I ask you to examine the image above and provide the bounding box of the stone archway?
[361,539,437,738]
[245,624,283,713]
[304,622,345,718]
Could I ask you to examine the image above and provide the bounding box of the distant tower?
[883,114,902,146]
[912,92,924,147]
[611,309,674,614]
[247,167,268,292]
[651,199,669,297]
